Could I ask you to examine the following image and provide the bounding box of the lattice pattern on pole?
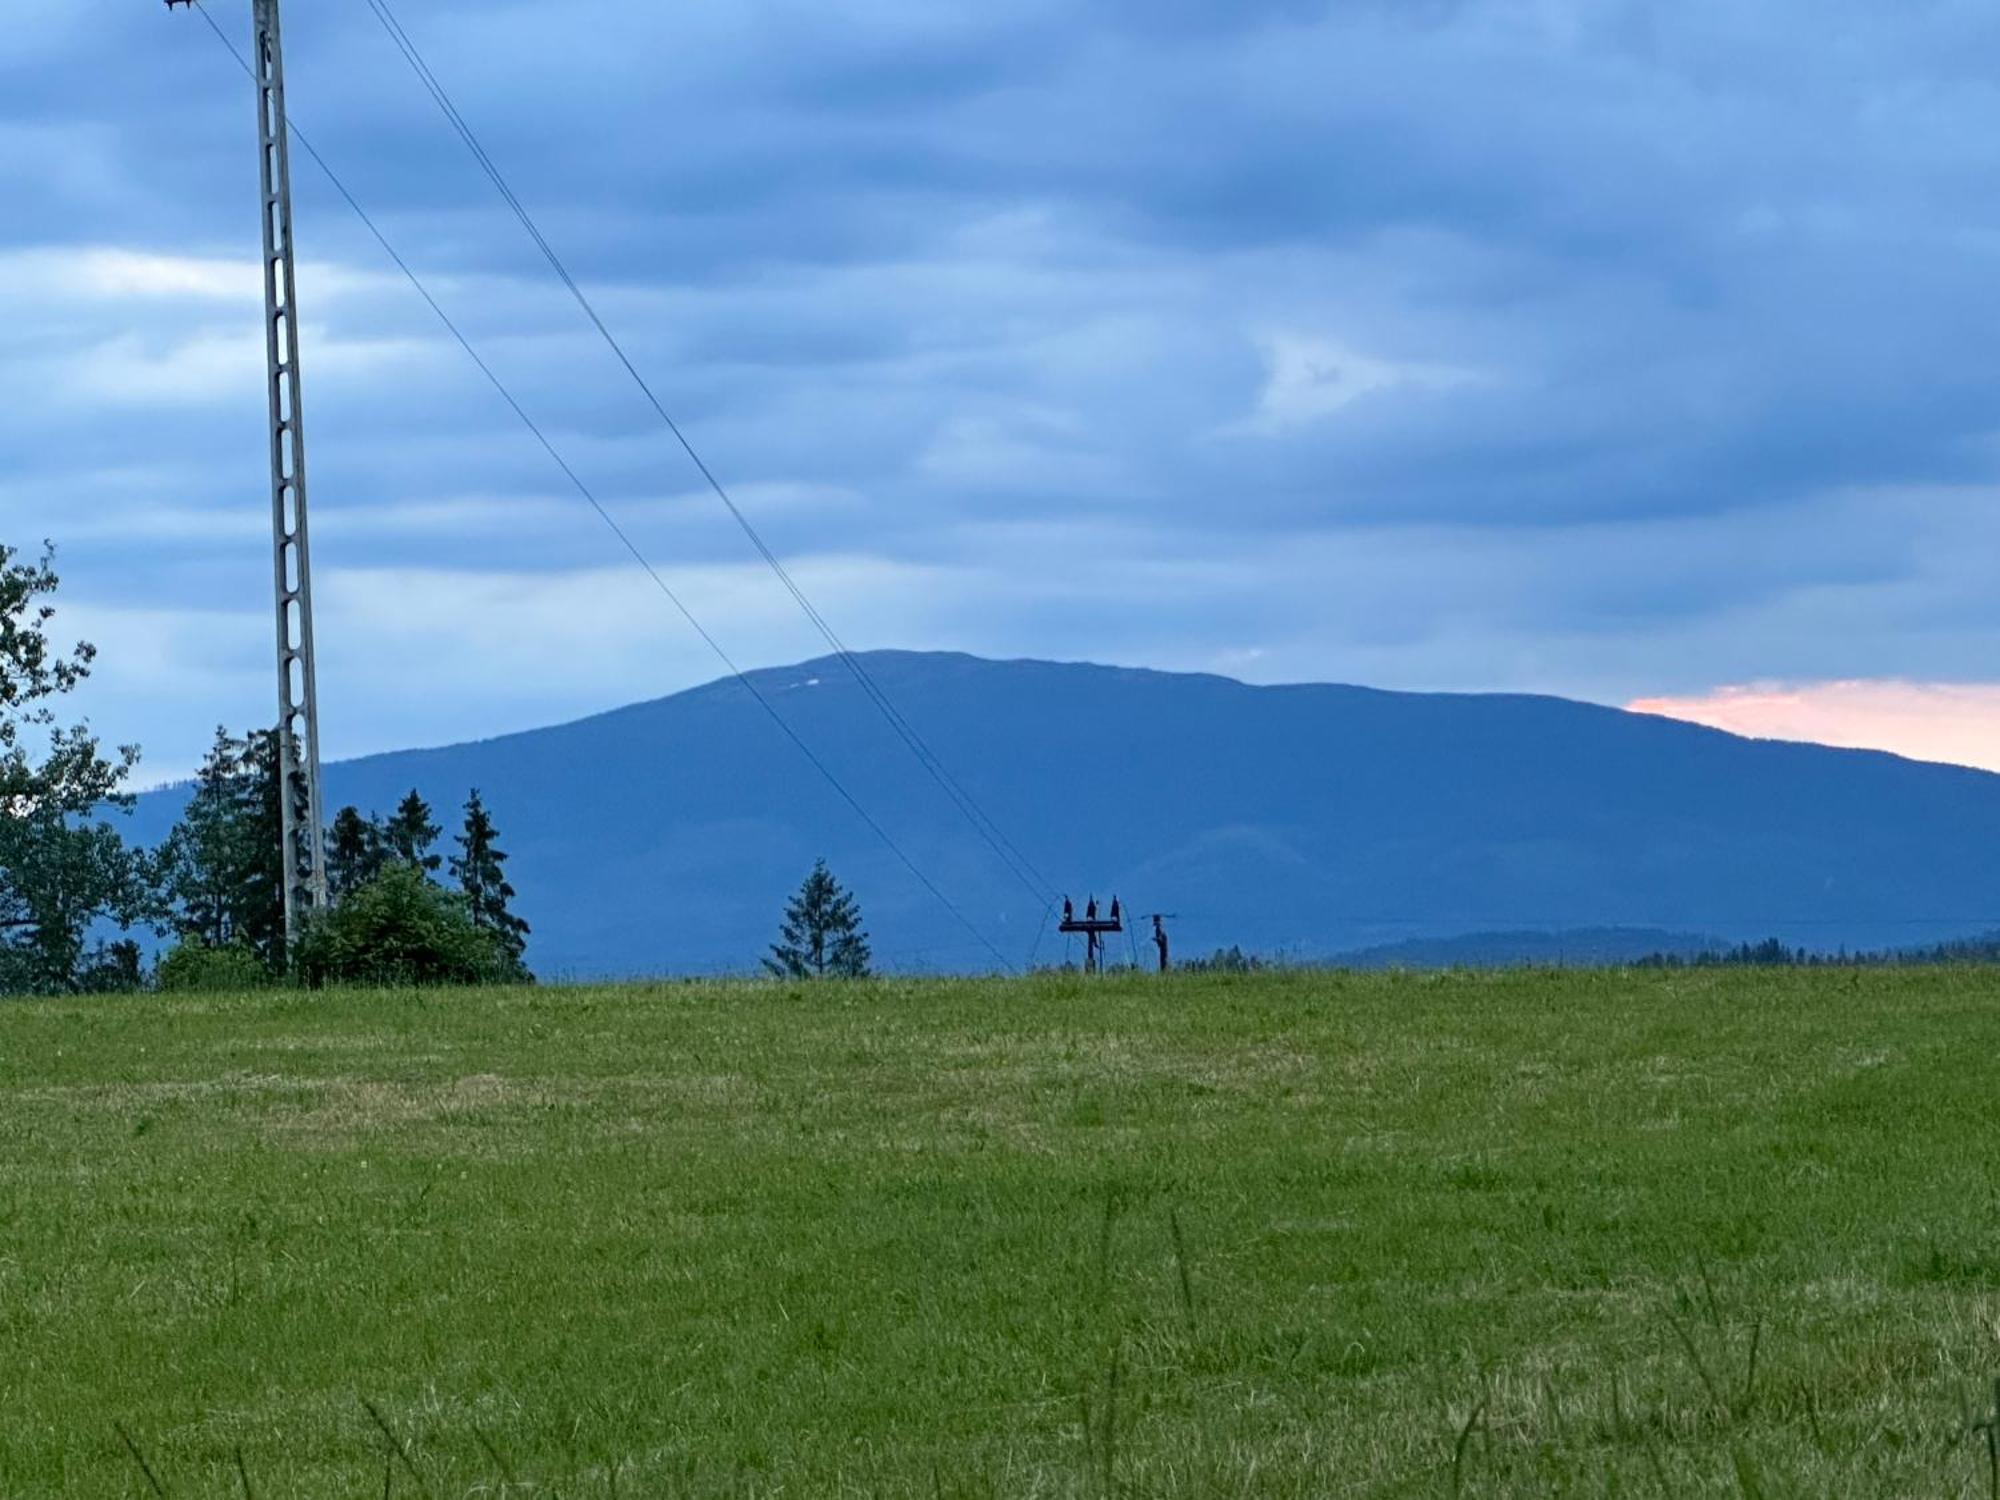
[253,0,328,940]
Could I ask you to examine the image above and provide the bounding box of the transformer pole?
[252,0,328,942]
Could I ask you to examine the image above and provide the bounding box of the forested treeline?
[156,727,533,991]
[0,544,533,995]
[1636,933,2000,968]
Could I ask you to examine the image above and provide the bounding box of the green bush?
[293,863,519,989]
[156,939,274,994]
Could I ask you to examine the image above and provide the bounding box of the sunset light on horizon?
[1629,681,2000,776]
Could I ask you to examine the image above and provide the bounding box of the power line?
[1024,897,1058,971]
[355,0,1059,910]
[359,0,1055,907]
[189,2,1015,974]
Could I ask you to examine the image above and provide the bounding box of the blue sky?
[12,0,2000,782]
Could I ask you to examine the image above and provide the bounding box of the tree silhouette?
[326,805,388,899]
[159,726,282,965]
[764,859,871,980]
[450,789,530,977]
[383,789,443,873]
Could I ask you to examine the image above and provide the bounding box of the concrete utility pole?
[254,0,329,941]
[173,0,329,939]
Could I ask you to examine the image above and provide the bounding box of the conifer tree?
[764,859,872,980]
[158,727,283,967]
[325,805,388,898]
[450,789,530,976]
[383,789,443,873]
[162,728,255,952]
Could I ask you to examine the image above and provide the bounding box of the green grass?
[6,968,2000,1496]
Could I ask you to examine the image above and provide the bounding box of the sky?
[11,0,2000,784]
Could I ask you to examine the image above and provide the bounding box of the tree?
[383,789,442,873]
[79,939,145,995]
[157,726,283,968]
[764,859,872,980]
[0,544,154,994]
[1181,945,1266,975]
[326,804,388,898]
[292,862,517,988]
[450,789,530,977]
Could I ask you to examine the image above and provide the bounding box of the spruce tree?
[158,726,283,968]
[383,789,443,873]
[240,729,284,958]
[162,728,253,951]
[450,789,530,976]
[764,859,872,980]
[326,805,388,898]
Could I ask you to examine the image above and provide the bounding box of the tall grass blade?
[1102,1343,1122,1500]
[1738,1320,1762,1417]
[1168,1207,1197,1337]
[1096,1187,1118,1294]
[1666,1313,1726,1417]
[1451,1400,1486,1497]
[474,1424,518,1489]
[1695,1253,1725,1331]
[1800,1382,1824,1452]
[362,1398,437,1500]
[114,1424,169,1498]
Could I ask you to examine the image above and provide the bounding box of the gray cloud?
[10,0,2000,779]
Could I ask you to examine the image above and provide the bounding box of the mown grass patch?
[4,967,2000,1495]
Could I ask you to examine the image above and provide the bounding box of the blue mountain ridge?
[123,651,2000,977]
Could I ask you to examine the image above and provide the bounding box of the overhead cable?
[190,2,1016,974]
[358,0,1059,910]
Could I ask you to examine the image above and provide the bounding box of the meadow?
[5,967,2000,1496]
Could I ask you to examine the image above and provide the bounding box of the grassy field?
[5,969,2000,1496]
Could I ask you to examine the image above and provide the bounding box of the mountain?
[126,652,2000,977]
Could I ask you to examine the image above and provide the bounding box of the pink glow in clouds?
[1628,681,2000,775]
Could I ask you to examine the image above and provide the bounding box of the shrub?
[293,862,518,989]
[156,939,273,994]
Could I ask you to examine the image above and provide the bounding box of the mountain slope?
[128,652,2000,975]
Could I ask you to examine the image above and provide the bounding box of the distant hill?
[126,652,2000,976]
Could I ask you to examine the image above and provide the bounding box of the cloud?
[17,0,2000,777]
[57,328,266,406]
[1630,681,2000,775]
[0,247,259,304]
[1232,333,1483,432]
[73,248,256,300]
